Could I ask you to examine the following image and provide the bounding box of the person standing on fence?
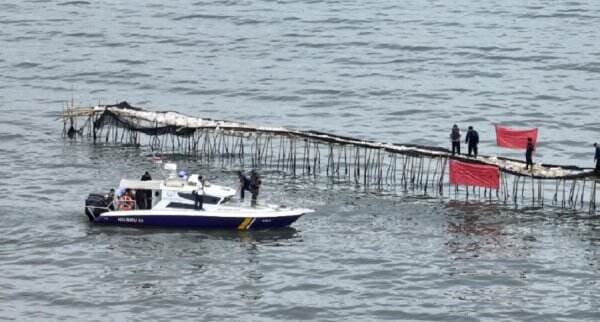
[525,137,535,171]
[594,143,600,172]
[465,126,479,158]
[450,124,461,156]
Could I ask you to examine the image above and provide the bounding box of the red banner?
[495,125,538,149]
[449,160,499,189]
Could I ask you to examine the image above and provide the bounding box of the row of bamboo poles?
[62,107,599,214]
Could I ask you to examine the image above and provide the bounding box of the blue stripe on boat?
[94,215,301,230]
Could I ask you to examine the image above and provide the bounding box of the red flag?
[495,125,538,149]
[449,160,499,189]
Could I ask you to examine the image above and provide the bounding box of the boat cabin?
[115,175,234,211]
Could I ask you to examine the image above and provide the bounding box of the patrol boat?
[84,163,313,230]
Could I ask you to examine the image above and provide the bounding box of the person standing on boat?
[140,171,152,209]
[450,124,461,156]
[135,189,146,210]
[465,126,479,158]
[249,170,262,207]
[106,188,116,210]
[525,137,535,171]
[594,143,600,172]
[194,176,204,210]
[238,171,250,200]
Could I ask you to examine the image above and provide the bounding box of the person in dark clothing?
[525,137,535,171]
[594,143,600,172]
[249,170,262,207]
[67,125,76,139]
[135,189,145,210]
[465,126,479,158]
[140,171,152,209]
[194,176,204,210]
[141,171,152,181]
[238,171,250,200]
[450,124,461,156]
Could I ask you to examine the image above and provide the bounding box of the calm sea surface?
[1,1,600,321]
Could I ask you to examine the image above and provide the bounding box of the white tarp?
[90,105,593,179]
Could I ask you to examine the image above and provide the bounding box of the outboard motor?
[85,193,112,221]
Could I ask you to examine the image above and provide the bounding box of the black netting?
[94,109,196,137]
